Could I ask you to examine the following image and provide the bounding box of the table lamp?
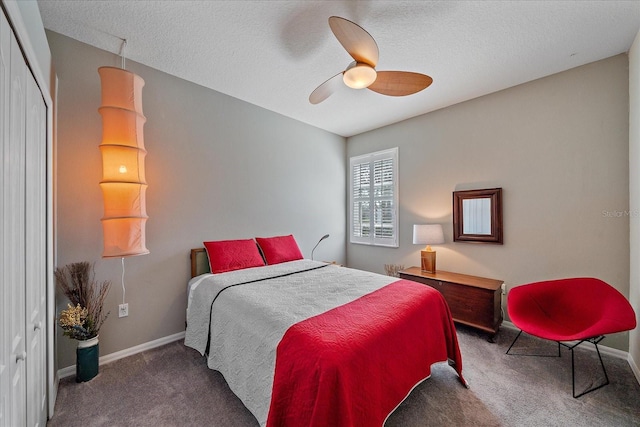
[413,224,444,273]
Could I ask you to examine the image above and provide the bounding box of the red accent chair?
[506,277,636,398]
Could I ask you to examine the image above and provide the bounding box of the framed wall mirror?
[453,188,503,244]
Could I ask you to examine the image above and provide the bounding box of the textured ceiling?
[37,1,640,137]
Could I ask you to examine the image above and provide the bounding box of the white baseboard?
[57,331,186,379]
[629,353,640,384]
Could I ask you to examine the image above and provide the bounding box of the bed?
[184,239,466,427]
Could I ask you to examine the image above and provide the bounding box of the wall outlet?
[118,303,129,318]
[501,283,506,295]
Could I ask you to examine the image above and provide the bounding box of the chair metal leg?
[562,336,609,398]
[505,329,562,357]
[505,329,523,354]
[506,331,610,398]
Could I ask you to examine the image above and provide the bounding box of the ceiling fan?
[309,16,433,105]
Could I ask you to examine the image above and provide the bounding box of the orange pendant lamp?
[98,66,149,258]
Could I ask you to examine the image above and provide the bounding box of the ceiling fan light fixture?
[343,62,377,89]
[310,17,431,104]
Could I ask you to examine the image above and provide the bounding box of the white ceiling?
[37,0,640,137]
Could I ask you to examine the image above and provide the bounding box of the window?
[349,148,398,247]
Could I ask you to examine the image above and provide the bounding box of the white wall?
[629,30,640,372]
[347,55,632,351]
[48,31,346,369]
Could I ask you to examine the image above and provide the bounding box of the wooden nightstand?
[399,267,503,341]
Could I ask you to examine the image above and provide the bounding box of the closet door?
[25,66,47,426]
[0,7,50,426]
[6,10,27,427]
[0,9,48,427]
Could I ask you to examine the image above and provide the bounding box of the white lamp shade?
[413,224,445,245]
[99,66,149,258]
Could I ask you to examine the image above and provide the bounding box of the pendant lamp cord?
[121,257,126,305]
[120,38,127,70]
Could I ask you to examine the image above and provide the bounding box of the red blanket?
[266,279,465,427]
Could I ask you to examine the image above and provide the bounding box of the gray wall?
[48,31,346,369]
[347,55,632,351]
[629,30,640,371]
[49,25,636,367]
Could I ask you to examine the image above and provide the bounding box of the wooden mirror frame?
[453,188,503,244]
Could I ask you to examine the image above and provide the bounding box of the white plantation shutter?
[352,161,370,238]
[350,148,398,247]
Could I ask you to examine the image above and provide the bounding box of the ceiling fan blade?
[367,71,433,96]
[328,16,379,67]
[309,72,344,104]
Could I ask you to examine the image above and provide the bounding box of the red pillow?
[255,235,304,265]
[203,239,265,273]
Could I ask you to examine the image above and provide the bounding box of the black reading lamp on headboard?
[311,234,330,261]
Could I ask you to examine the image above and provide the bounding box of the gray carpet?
[48,326,640,426]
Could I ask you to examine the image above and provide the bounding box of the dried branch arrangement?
[55,261,111,340]
[384,264,405,278]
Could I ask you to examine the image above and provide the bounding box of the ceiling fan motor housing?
[343,62,377,89]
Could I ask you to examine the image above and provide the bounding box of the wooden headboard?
[190,248,210,278]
